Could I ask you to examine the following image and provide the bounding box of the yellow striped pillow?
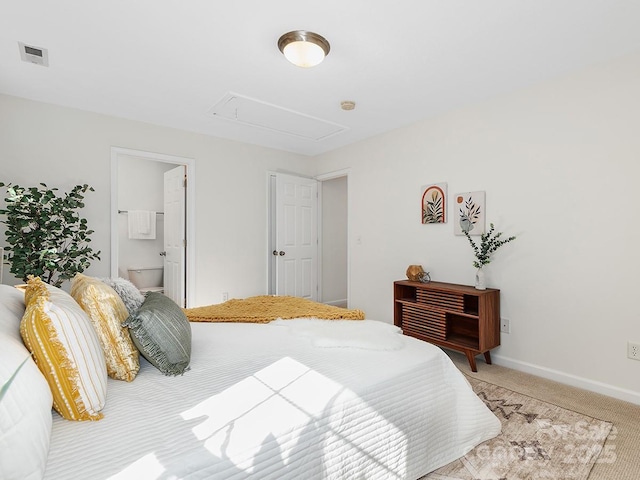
[71,274,139,382]
[20,277,108,421]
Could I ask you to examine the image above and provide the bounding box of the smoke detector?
[341,101,356,111]
[19,42,49,67]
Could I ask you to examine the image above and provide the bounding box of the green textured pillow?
[123,292,191,376]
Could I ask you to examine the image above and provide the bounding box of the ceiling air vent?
[19,42,49,67]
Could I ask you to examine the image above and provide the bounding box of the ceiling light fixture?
[278,30,330,68]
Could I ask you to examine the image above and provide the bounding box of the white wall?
[321,176,348,305]
[0,94,314,305]
[315,52,640,403]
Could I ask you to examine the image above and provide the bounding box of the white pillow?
[0,285,26,341]
[0,287,53,480]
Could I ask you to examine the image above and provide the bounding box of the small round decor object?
[406,265,425,281]
[341,100,356,111]
[419,271,431,283]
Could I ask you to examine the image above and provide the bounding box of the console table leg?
[465,351,478,372]
[484,351,492,365]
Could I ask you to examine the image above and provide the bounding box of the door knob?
[159,251,167,256]
[279,251,285,256]
[272,250,285,256]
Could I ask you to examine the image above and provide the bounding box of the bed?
[1,283,501,480]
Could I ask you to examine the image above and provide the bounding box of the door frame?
[267,168,350,307]
[110,147,196,307]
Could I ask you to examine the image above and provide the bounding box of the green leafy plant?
[464,223,516,268]
[0,182,101,287]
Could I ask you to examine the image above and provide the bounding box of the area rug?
[423,378,613,480]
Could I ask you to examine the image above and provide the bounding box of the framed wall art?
[454,191,485,236]
[421,183,447,224]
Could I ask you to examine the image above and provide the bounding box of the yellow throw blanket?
[184,295,365,323]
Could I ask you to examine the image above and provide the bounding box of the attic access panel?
[208,93,348,141]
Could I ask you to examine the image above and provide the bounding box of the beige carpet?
[440,351,640,480]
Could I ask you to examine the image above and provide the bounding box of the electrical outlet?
[628,341,640,360]
[500,318,510,334]
[222,292,229,302]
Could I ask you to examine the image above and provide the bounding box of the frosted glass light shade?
[278,31,330,68]
[283,41,325,67]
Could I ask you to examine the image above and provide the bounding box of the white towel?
[128,211,156,239]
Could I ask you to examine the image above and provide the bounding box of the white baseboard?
[323,298,348,307]
[492,354,640,406]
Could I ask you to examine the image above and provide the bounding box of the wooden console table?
[394,280,500,372]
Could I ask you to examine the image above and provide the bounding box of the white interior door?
[274,173,318,300]
[164,166,186,306]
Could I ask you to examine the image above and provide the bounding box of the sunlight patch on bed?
[180,356,407,477]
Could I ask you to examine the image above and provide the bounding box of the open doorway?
[110,147,196,307]
[267,170,349,306]
[317,171,349,307]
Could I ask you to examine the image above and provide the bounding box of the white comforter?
[44,320,500,480]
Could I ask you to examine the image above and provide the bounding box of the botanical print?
[454,191,485,235]
[421,183,447,224]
